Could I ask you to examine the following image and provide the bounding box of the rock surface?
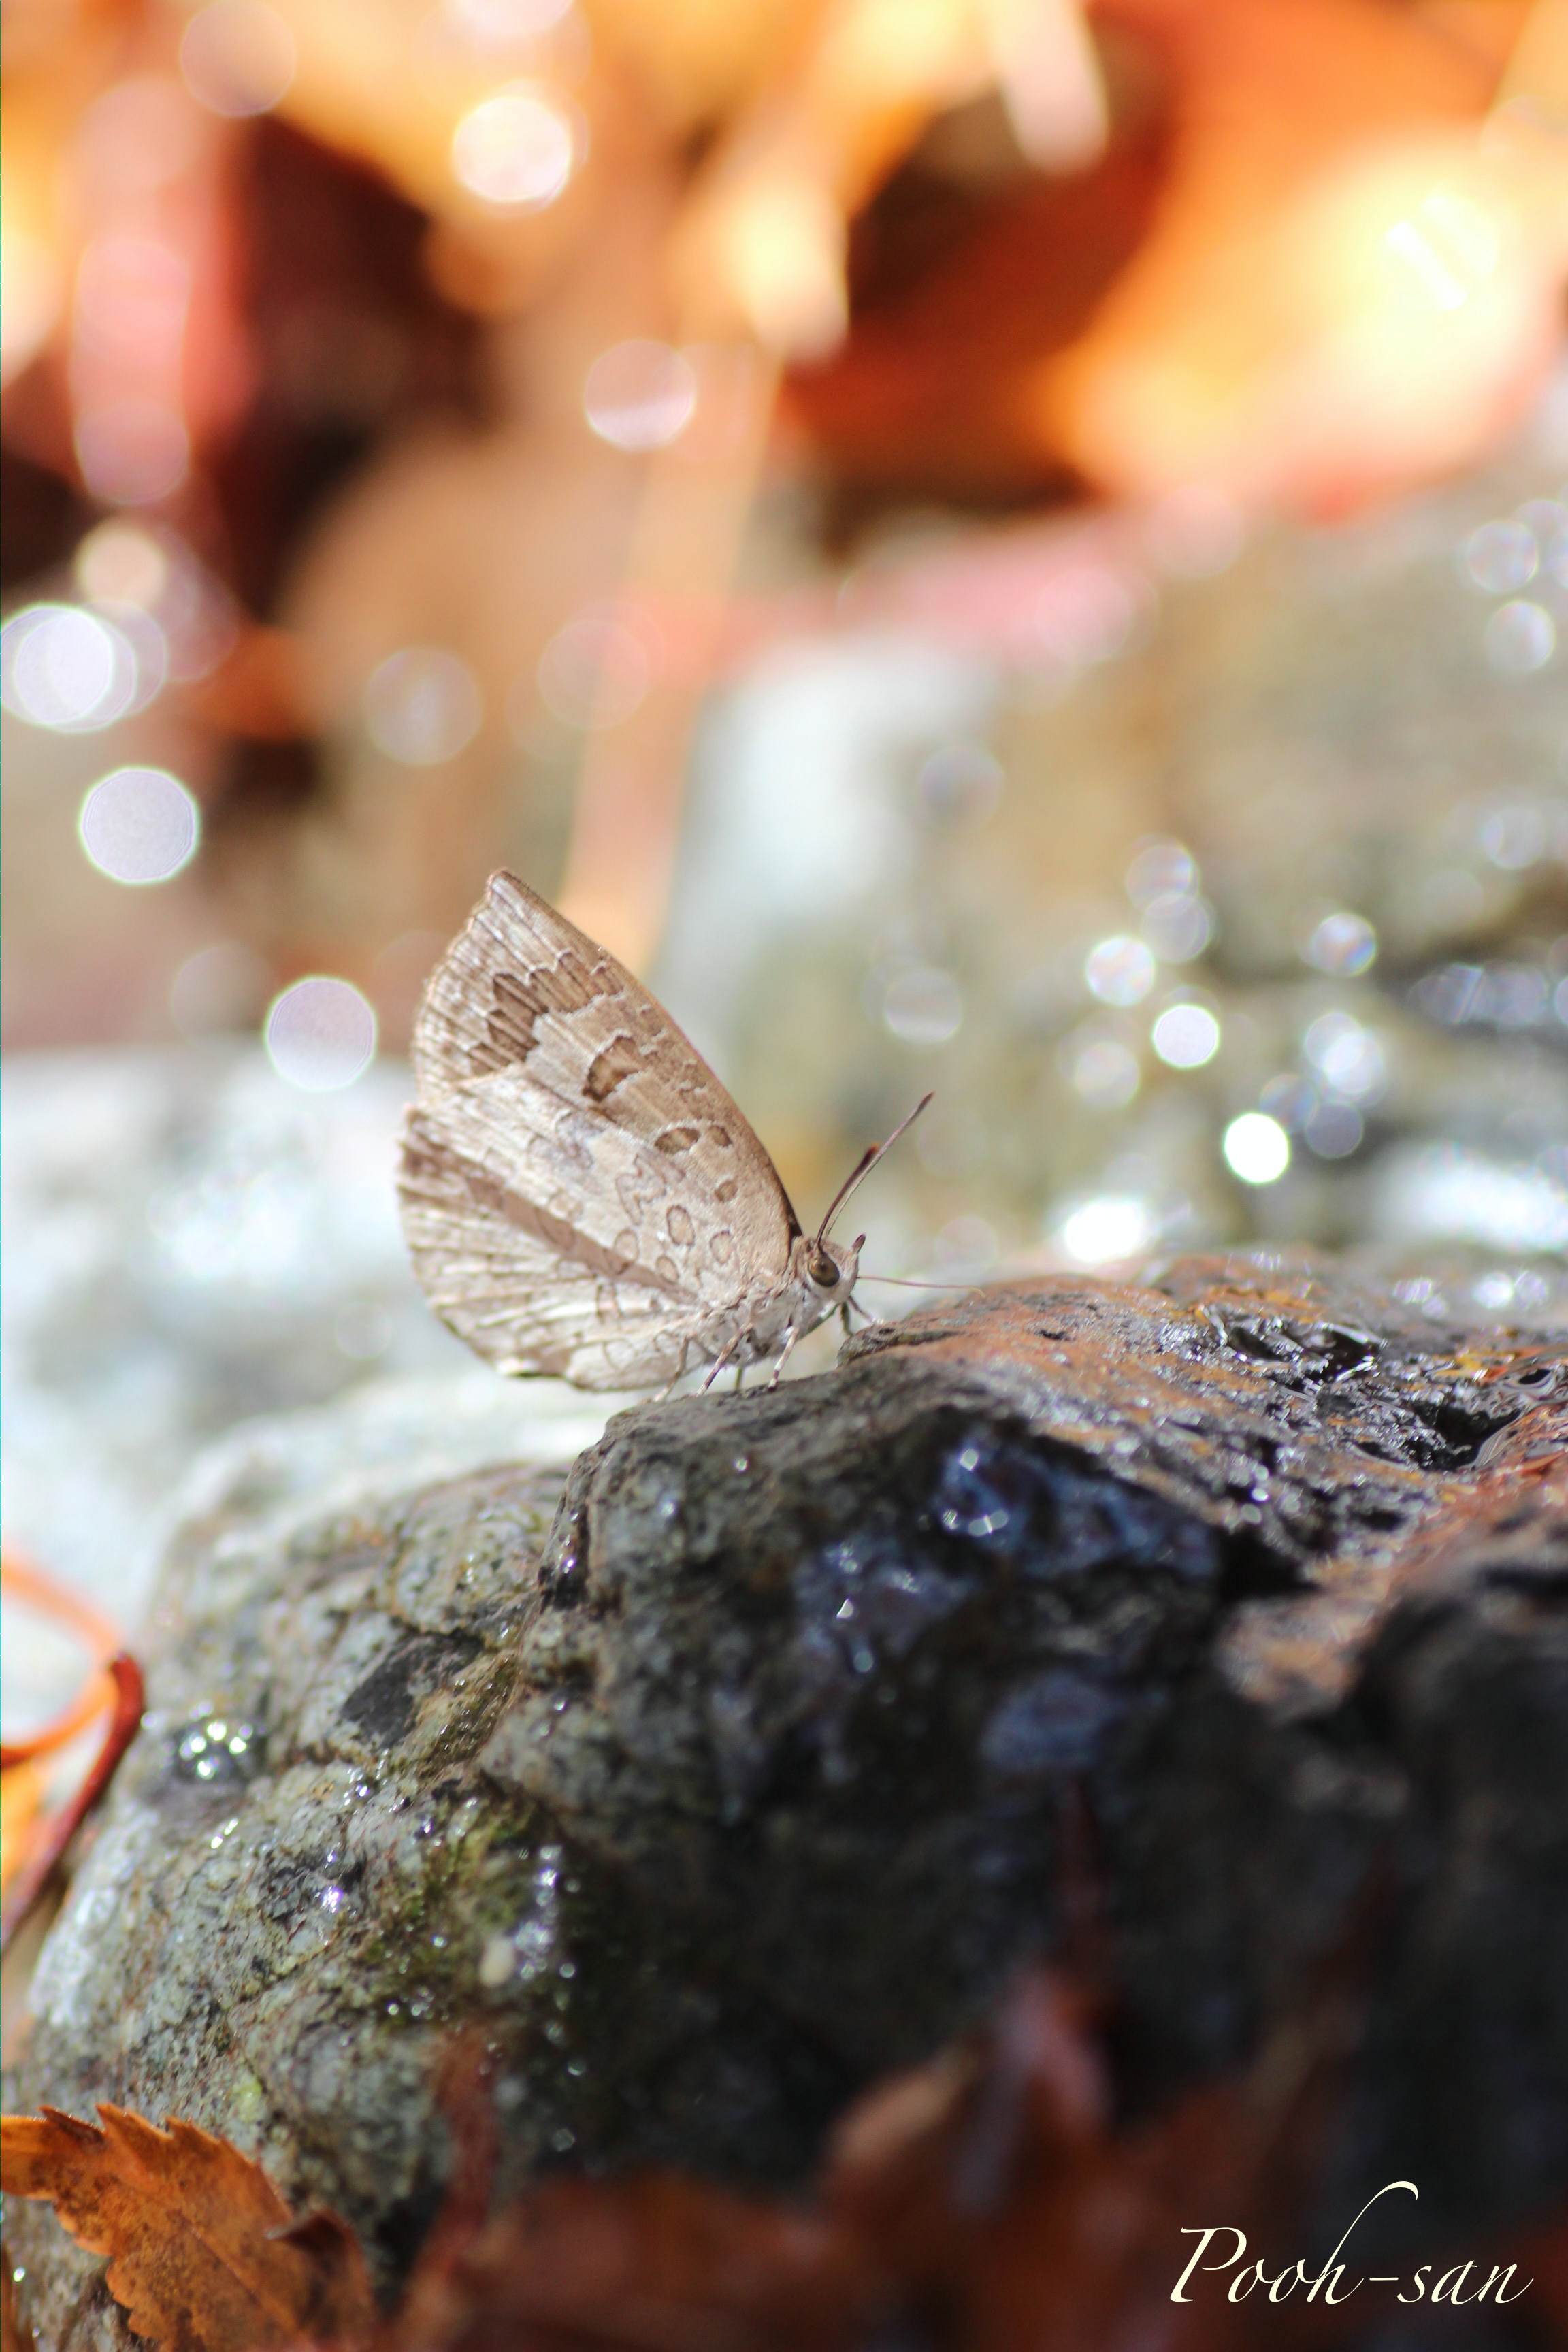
[7,1253,1567,2346]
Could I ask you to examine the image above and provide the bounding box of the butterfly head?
[800,1230,863,1303]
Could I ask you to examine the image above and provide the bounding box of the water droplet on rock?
[172,1713,263,1786]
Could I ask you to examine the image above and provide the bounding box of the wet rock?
[7,1254,1566,2345]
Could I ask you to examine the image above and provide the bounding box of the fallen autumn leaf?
[0,2106,375,2352]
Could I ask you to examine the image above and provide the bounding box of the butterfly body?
[688,1232,860,1386]
[397,873,893,1394]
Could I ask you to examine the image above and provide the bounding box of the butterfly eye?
[808,1247,839,1290]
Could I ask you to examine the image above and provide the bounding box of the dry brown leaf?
[0,2106,375,2352]
[823,1970,1337,2351]
[380,1964,1357,2352]
[390,2170,886,2352]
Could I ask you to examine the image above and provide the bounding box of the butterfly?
[397,872,928,1392]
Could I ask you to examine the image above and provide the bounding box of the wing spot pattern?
[427,1145,674,1290]
[463,941,618,1079]
[655,1125,701,1156]
[587,1032,649,1103]
[666,1204,695,1246]
[713,1177,738,1204]
[467,970,542,1076]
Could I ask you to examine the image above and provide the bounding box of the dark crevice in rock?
[343,1632,483,1749]
[1403,1393,1523,1469]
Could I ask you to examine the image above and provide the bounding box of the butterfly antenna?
[855,1273,975,1288]
[816,1093,934,1245]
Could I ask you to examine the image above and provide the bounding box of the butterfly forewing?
[398,872,798,1386]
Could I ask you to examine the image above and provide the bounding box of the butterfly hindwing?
[400,1107,696,1387]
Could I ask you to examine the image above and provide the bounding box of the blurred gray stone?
[0,1045,470,1647]
[670,444,1568,1277]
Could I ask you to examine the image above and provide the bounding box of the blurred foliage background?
[3,0,1567,1289]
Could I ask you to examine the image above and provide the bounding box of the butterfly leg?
[766,1324,802,1391]
[702,1336,740,1393]
[654,1338,691,1403]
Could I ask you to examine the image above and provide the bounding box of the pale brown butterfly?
[397,871,929,1392]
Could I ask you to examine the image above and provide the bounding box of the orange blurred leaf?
[0,2261,35,2352]
[792,0,1565,512]
[0,1757,46,1900]
[0,2106,375,2352]
[1,1653,145,1958]
[381,1966,1351,2352]
[1036,0,1554,508]
[1,1548,140,1948]
[388,2170,885,2352]
[824,1970,1350,2351]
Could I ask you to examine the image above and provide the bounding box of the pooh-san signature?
[1171,2182,1532,2308]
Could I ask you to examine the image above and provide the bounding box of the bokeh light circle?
[451,86,576,209]
[583,341,697,451]
[74,402,191,506]
[1124,838,1196,908]
[2,604,136,730]
[1140,890,1212,962]
[536,613,652,729]
[1463,518,1537,594]
[881,965,963,1047]
[364,647,483,764]
[1150,1003,1220,1068]
[75,521,171,610]
[78,766,199,884]
[1478,803,1548,870]
[1305,1102,1365,1159]
[1303,1011,1386,1103]
[264,977,377,1092]
[1059,1196,1154,1264]
[1223,1113,1291,1185]
[1084,934,1156,1007]
[1065,1034,1141,1108]
[180,0,297,116]
[1305,911,1378,976]
[1484,600,1556,676]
